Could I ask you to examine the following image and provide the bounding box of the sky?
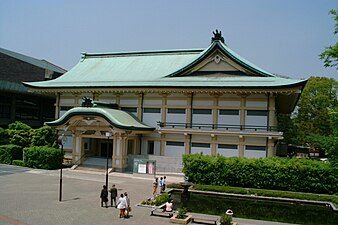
[0,0,337,80]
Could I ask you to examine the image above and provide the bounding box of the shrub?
[0,144,23,164]
[176,207,188,219]
[183,154,338,194]
[220,213,232,225]
[0,127,9,145]
[24,146,62,170]
[7,121,32,147]
[30,126,58,148]
[12,160,25,167]
[141,192,170,206]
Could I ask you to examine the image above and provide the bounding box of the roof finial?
[211,29,225,43]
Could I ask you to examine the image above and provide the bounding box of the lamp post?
[58,134,66,202]
[105,132,113,188]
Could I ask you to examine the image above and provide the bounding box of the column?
[268,94,276,128]
[267,137,275,157]
[211,134,217,156]
[239,136,245,157]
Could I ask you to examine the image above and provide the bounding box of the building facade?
[24,31,306,171]
[0,47,66,127]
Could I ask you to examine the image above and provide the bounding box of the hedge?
[182,154,338,194]
[24,146,62,170]
[0,144,23,164]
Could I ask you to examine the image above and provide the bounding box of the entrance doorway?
[100,140,113,158]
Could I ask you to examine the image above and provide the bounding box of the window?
[167,108,186,114]
[246,145,266,151]
[192,143,210,148]
[192,109,212,114]
[218,144,238,149]
[121,107,137,113]
[247,110,268,116]
[144,108,161,113]
[148,141,154,155]
[219,109,239,115]
[166,141,184,146]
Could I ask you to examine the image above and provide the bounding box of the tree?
[319,9,338,69]
[295,76,338,140]
[292,77,338,161]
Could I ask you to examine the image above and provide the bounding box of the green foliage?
[176,207,188,219]
[0,127,9,145]
[30,126,58,148]
[288,76,338,161]
[7,121,32,147]
[141,192,170,206]
[295,77,337,138]
[320,9,338,69]
[24,146,62,170]
[220,213,232,225]
[153,192,170,206]
[0,144,23,164]
[12,160,25,167]
[183,154,338,194]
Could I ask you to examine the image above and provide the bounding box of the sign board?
[133,158,156,175]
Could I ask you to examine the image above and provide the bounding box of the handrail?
[72,153,88,165]
[157,121,283,132]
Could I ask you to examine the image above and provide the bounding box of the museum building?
[24,31,307,172]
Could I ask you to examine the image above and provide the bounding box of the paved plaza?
[0,164,296,225]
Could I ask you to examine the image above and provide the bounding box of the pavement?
[0,164,297,225]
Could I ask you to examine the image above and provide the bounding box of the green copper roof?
[46,107,155,131]
[23,37,306,89]
[0,47,67,74]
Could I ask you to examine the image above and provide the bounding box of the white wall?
[165,143,185,157]
[143,111,161,127]
[244,146,266,158]
[217,145,239,157]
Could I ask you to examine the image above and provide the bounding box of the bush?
[183,154,338,194]
[0,127,9,145]
[24,146,62,170]
[220,213,232,225]
[30,126,58,148]
[12,160,25,167]
[7,121,32,147]
[0,144,23,164]
[141,192,170,206]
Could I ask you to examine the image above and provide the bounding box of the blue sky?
[0,0,337,79]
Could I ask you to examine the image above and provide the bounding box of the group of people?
[100,184,131,219]
[152,175,167,196]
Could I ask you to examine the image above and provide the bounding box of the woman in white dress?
[116,194,127,218]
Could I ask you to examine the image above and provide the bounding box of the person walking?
[116,194,127,218]
[162,176,167,192]
[100,185,108,208]
[152,177,158,196]
[110,184,118,207]
[159,177,163,193]
[124,192,131,218]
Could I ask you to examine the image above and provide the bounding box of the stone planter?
[170,214,192,224]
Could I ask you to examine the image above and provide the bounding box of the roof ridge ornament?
[81,97,93,107]
[211,29,225,44]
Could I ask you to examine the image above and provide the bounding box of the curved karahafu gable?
[46,107,155,131]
